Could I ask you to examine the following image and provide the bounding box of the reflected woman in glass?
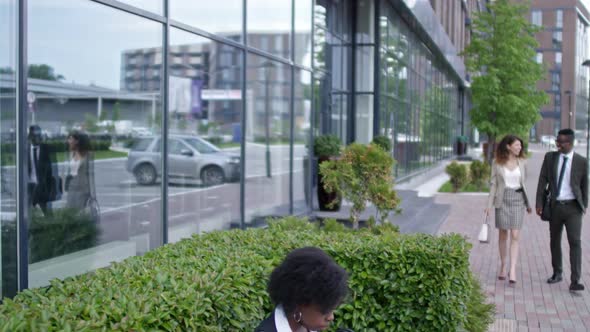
[65,130,95,211]
[255,247,349,332]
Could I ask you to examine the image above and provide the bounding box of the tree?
[462,0,548,162]
[28,64,65,81]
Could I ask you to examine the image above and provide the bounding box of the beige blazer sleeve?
[519,158,531,209]
[487,160,499,210]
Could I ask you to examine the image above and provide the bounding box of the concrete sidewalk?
[436,144,590,331]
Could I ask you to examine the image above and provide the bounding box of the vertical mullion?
[16,0,29,292]
[161,0,169,244]
[239,0,247,228]
[373,0,380,137]
[309,0,315,212]
[289,0,295,214]
[349,0,356,144]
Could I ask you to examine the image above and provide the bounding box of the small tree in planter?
[445,162,469,193]
[314,134,342,211]
[371,135,392,152]
[319,143,401,229]
[469,160,490,191]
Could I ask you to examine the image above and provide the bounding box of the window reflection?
[0,0,17,298]
[248,0,291,59]
[171,1,242,42]
[118,0,163,15]
[293,70,311,213]
[294,1,313,67]
[167,29,243,241]
[27,0,163,288]
[379,1,458,177]
[245,55,291,223]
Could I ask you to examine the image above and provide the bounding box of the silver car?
[126,135,240,186]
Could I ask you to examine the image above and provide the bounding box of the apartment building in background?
[524,0,590,138]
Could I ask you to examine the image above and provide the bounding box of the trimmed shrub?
[313,134,341,157]
[371,135,392,152]
[0,218,491,331]
[320,143,400,228]
[469,160,491,191]
[446,161,469,193]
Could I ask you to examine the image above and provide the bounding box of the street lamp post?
[263,62,272,178]
[565,90,572,128]
[581,60,590,170]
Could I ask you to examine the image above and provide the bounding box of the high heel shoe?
[508,272,516,285]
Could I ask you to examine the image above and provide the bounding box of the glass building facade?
[0,0,468,297]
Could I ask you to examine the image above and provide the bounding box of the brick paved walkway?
[436,144,590,331]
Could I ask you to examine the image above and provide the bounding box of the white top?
[29,145,39,184]
[274,305,317,332]
[69,157,81,177]
[556,151,575,200]
[503,166,521,189]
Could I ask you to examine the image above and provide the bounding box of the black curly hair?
[267,247,349,316]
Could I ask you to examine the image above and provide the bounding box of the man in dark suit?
[536,128,588,291]
[28,125,59,216]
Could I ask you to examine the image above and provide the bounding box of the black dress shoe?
[570,282,585,291]
[547,274,563,284]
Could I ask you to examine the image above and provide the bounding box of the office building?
[0,0,482,297]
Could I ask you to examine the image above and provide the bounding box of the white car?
[540,135,556,149]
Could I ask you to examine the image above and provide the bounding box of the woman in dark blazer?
[485,135,532,285]
[65,131,95,211]
[255,247,349,332]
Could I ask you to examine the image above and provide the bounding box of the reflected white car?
[126,135,240,186]
[540,135,556,149]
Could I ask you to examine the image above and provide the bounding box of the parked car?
[540,135,556,149]
[126,135,240,186]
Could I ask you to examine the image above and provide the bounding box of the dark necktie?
[557,156,568,197]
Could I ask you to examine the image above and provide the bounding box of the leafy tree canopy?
[463,0,548,158]
[28,64,65,81]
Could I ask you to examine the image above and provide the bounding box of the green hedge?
[0,217,492,331]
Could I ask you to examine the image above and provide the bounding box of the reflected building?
[1,0,482,298]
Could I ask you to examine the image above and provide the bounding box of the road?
[1,144,309,249]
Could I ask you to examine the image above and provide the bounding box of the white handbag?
[478,214,490,243]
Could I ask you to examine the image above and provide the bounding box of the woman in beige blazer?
[484,135,532,285]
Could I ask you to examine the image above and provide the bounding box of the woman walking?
[485,135,532,285]
[65,130,96,211]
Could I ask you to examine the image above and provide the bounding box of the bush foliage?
[469,160,491,191]
[0,217,493,331]
[371,135,392,152]
[313,134,342,157]
[319,143,400,228]
[445,161,469,193]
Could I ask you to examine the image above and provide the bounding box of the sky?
[3,0,590,89]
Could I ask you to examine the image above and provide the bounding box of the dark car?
[126,135,240,186]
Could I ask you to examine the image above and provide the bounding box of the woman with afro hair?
[255,247,349,332]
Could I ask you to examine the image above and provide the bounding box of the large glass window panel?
[331,93,348,141]
[167,29,243,241]
[356,46,374,92]
[0,0,17,298]
[118,0,163,15]
[247,0,291,59]
[171,1,242,42]
[294,1,313,67]
[245,55,291,224]
[356,0,374,44]
[355,94,374,144]
[27,0,163,288]
[293,70,311,213]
